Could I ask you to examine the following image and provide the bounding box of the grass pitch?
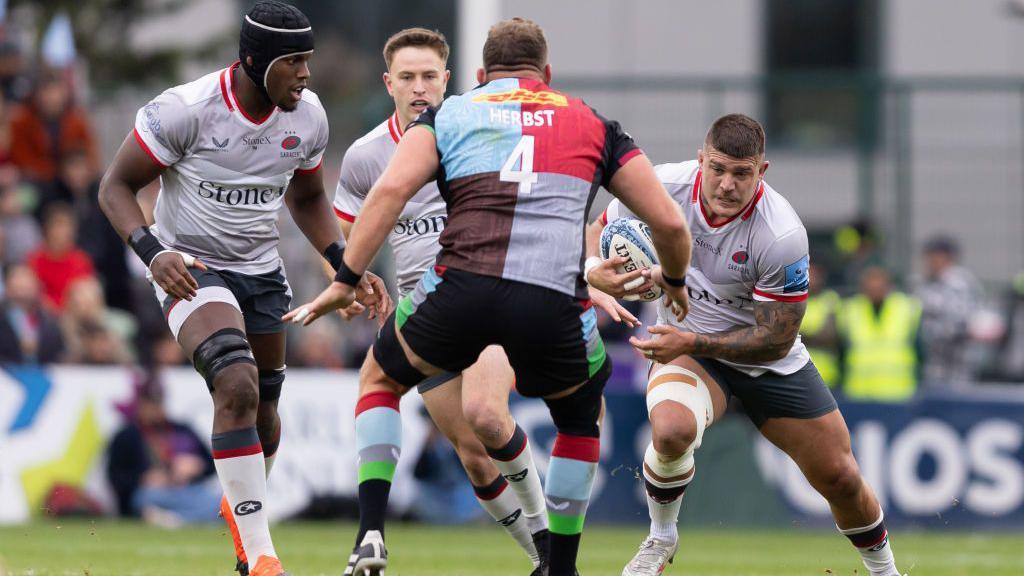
[1,520,1021,575]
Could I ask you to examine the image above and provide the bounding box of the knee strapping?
[544,365,608,438]
[646,364,714,450]
[644,443,694,486]
[258,366,285,401]
[192,328,256,391]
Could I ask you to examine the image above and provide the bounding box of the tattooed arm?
[630,299,806,364]
[689,299,805,362]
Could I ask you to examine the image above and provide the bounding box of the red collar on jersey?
[387,112,405,144]
[693,169,765,228]
[220,62,277,125]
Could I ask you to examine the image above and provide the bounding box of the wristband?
[127,226,165,267]
[583,256,602,286]
[322,240,345,271]
[662,272,687,288]
[333,248,363,288]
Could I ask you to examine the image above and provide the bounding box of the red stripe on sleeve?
[753,288,808,303]
[133,128,168,168]
[551,433,600,462]
[295,159,322,175]
[355,391,401,416]
[618,148,643,167]
[213,444,263,460]
[333,207,356,222]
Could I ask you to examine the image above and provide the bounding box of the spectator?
[0,164,41,263]
[106,376,220,526]
[800,261,841,388]
[837,266,922,402]
[0,264,64,363]
[0,90,11,164]
[0,30,28,102]
[993,272,1024,382]
[26,202,94,310]
[150,332,188,368]
[914,236,983,386]
[9,70,99,186]
[61,276,137,364]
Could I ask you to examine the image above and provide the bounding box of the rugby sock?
[839,513,900,576]
[212,427,276,561]
[473,474,540,567]
[643,443,694,543]
[486,422,549,535]
[354,391,401,545]
[546,433,600,576]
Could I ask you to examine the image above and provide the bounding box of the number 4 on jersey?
[500,135,537,194]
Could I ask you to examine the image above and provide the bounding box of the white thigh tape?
[646,365,715,448]
[165,286,241,339]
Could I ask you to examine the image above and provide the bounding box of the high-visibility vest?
[839,292,921,402]
[802,290,841,387]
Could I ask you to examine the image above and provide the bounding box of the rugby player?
[286,18,692,576]
[587,114,903,576]
[333,28,552,574]
[98,3,385,575]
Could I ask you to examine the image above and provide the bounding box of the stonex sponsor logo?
[472,89,568,106]
[694,236,721,256]
[197,181,285,205]
[242,136,273,149]
[393,215,446,236]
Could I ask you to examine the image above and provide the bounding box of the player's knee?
[192,327,256,393]
[646,364,713,457]
[258,367,284,403]
[650,410,698,458]
[813,458,864,503]
[463,399,509,445]
[212,363,260,422]
[359,348,408,396]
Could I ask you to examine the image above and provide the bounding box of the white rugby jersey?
[133,62,329,275]
[603,160,811,376]
[333,112,446,296]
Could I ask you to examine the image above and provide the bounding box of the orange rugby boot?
[220,495,249,575]
[250,555,288,576]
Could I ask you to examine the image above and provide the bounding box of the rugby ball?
[599,217,663,302]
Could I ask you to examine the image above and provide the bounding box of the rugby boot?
[250,555,288,576]
[621,536,677,576]
[528,529,550,575]
[343,530,387,576]
[220,495,249,575]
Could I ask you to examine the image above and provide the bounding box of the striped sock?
[840,513,900,576]
[545,433,600,576]
[354,391,401,545]
[473,474,539,566]
[486,423,548,535]
[212,427,275,562]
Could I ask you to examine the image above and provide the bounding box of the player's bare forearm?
[689,300,805,362]
[286,171,342,252]
[344,125,438,274]
[607,155,690,277]
[98,133,165,240]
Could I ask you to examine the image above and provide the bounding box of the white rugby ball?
[599,217,662,302]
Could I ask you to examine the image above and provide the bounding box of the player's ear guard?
[193,328,257,392]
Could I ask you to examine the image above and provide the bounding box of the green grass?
[1,520,1021,576]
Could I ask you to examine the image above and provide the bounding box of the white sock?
[264,451,277,477]
[643,443,694,544]
[474,475,540,566]
[487,423,548,535]
[839,513,900,576]
[213,427,276,562]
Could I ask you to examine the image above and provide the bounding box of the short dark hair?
[705,113,766,159]
[383,28,449,70]
[482,17,547,72]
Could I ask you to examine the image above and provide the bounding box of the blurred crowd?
[1,34,1023,401]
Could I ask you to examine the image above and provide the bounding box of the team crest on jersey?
[472,89,568,106]
[731,250,749,264]
[281,135,301,150]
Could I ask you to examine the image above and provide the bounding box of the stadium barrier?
[2,366,1022,529]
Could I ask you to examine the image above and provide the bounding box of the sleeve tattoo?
[689,300,806,363]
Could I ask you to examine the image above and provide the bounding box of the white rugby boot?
[621,535,678,576]
[343,530,387,576]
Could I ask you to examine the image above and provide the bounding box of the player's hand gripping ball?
[599,217,663,302]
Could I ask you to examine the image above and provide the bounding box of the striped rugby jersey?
[603,160,811,376]
[133,62,329,275]
[410,77,642,299]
